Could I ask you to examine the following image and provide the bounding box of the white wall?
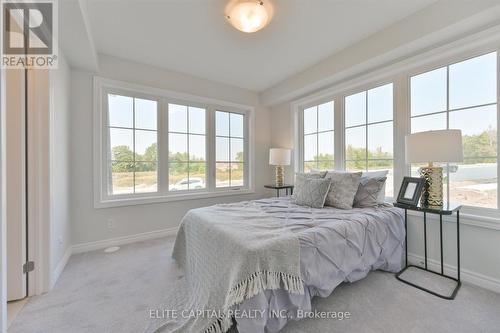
[70,55,274,246]
[407,214,500,291]
[270,103,295,184]
[49,52,72,287]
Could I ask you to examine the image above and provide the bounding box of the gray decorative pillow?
[324,171,362,209]
[292,175,331,208]
[362,170,389,204]
[292,171,327,200]
[354,177,387,208]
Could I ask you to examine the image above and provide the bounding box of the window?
[410,52,497,208]
[107,93,158,195]
[168,104,206,191]
[345,83,394,197]
[302,101,334,171]
[216,111,246,188]
[96,78,252,207]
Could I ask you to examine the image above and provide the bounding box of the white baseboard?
[408,253,500,294]
[71,227,178,254]
[51,246,72,289]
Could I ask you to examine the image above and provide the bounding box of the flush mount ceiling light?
[225,0,273,33]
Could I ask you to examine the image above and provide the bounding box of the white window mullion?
[365,91,369,171]
[296,107,304,173]
[393,74,409,195]
[244,111,250,189]
[446,65,451,204]
[159,98,169,195]
[207,107,216,192]
[335,95,344,171]
[497,50,500,210]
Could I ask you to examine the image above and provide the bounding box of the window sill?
[405,208,500,231]
[95,189,255,209]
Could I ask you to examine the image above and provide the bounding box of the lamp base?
[275,165,284,186]
[419,166,443,206]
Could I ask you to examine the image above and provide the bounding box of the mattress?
[234,197,405,333]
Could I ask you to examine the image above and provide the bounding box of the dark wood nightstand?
[394,202,462,300]
[264,184,294,197]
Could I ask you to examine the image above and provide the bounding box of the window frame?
[343,82,395,175]
[408,50,499,210]
[166,99,209,194]
[101,87,162,199]
[214,109,250,190]
[301,100,335,171]
[94,77,254,208]
[296,79,396,198]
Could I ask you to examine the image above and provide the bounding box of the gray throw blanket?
[171,201,304,333]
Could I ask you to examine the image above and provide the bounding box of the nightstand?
[394,202,461,300]
[264,184,294,197]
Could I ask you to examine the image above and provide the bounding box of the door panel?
[6,69,27,301]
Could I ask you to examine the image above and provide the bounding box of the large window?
[302,101,334,171]
[345,83,394,197]
[107,93,158,195]
[216,111,246,188]
[410,52,497,208]
[96,79,251,207]
[168,104,206,191]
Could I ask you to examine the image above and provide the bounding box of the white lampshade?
[406,130,463,164]
[269,148,291,166]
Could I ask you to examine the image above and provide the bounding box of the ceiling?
[84,0,437,92]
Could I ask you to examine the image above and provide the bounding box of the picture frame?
[397,177,425,206]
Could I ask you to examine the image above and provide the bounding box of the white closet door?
[6,69,27,301]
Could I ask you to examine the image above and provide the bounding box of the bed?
[169,197,405,333]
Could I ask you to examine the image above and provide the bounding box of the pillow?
[354,177,387,208]
[292,175,331,208]
[362,170,389,204]
[297,171,327,178]
[324,171,362,209]
[292,171,327,200]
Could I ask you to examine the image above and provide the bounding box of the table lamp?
[269,148,291,186]
[405,130,463,206]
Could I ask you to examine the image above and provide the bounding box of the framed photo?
[397,177,425,206]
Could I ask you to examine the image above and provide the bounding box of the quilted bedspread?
[235,197,405,333]
[152,197,405,333]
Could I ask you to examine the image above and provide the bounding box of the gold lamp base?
[419,164,443,206]
[275,165,284,186]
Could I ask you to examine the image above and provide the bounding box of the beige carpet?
[9,236,500,333]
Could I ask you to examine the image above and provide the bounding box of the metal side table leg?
[440,214,444,275]
[424,212,427,270]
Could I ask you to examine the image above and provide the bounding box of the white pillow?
[362,170,389,204]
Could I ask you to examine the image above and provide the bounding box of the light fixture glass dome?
[225,0,273,33]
